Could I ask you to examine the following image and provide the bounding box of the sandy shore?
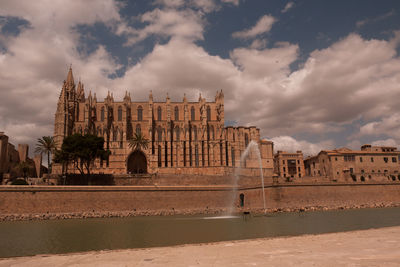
[1,226,400,266]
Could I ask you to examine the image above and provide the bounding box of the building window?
[195,145,199,167]
[392,157,397,163]
[193,126,197,141]
[101,107,105,121]
[335,157,338,161]
[244,133,249,147]
[174,106,179,121]
[157,127,162,142]
[137,106,143,121]
[118,106,122,121]
[231,147,235,166]
[283,167,286,172]
[136,124,141,134]
[158,145,162,167]
[360,157,363,162]
[191,106,195,121]
[371,157,374,162]
[384,157,388,163]
[157,106,162,121]
[175,127,180,141]
[344,155,355,161]
[361,169,364,173]
[297,160,300,164]
[206,106,211,121]
[282,160,285,165]
[372,170,375,173]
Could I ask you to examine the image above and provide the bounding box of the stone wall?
[1,183,400,216]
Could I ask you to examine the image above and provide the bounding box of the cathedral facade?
[53,68,274,176]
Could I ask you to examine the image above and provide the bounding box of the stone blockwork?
[53,67,274,177]
[274,151,305,179]
[304,145,400,182]
[1,183,400,217]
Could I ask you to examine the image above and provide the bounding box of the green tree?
[55,134,109,176]
[128,132,149,151]
[35,136,56,174]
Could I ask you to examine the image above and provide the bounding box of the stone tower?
[54,67,77,149]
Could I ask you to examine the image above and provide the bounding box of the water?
[230,140,266,214]
[1,207,400,258]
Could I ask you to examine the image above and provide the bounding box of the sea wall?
[1,182,400,219]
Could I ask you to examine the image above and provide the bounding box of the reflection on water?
[1,207,400,258]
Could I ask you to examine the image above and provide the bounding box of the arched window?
[101,107,105,121]
[157,127,163,142]
[157,106,162,121]
[193,125,197,141]
[195,145,199,167]
[113,127,118,141]
[231,147,235,166]
[118,106,122,121]
[174,106,179,121]
[136,124,141,134]
[158,145,162,167]
[137,106,143,121]
[191,106,195,121]
[175,127,180,141]
[207,106,211,121]
[245,133,249,147]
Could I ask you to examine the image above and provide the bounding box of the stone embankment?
[1,202,399,222]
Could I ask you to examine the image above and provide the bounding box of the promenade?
[1,226,399,266]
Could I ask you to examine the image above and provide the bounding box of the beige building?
[304,145,400,182]
[53,68,274,176]
[274,151,305,179]
[0,132,44,180]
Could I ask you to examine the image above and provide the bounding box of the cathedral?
[53,67,274,176]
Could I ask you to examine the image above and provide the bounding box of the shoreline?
[1,202,399,222]
[1,226,400,265]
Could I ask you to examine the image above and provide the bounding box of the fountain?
[229,140,266,214]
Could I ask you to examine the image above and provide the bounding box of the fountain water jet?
[229,140,266,214]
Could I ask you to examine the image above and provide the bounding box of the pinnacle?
[66,66,74,85]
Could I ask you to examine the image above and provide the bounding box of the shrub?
[11,179,29,185]
[350,174,356,182]
[360,176,365,182]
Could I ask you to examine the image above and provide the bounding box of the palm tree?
[128,132,149,151]
[35,136,56,175]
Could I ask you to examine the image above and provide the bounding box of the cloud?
[371,138,399,148]
[0,0,121,152]
[281,2,294,13]
[358,113,400,140]
[232,15,276,39]
[221,0,239,6]
[117,8,205,45]
[269,136,335,156]
[356,9,395,28]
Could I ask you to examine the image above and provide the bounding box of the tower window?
[191,106,195,121]
[157,106,162,121]
[174,106,179,121]
[101,107,105,121]
[206,106,211,121]
[137,106,143,121]
[118,106,122,121]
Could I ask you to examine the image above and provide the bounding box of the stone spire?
[66,66,74,86]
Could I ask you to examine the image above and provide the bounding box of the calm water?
[1,207,400,258]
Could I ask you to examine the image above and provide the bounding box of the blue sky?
[1,0,400,156]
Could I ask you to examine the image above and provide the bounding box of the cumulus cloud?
[371,138,399,148]
[221,0,239,6]
[0,0,121,151]
[358,113,400,140]
[117,8,205,45]
[281,2,294,13]
[232,15,276,39]
[269,136,335,156]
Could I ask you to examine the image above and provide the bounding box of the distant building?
[274,151,305,179]
[304,145,400,181]
[53,67,274,176]
[0,132,44,180]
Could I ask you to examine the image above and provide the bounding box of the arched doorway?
[127,150,147,174]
